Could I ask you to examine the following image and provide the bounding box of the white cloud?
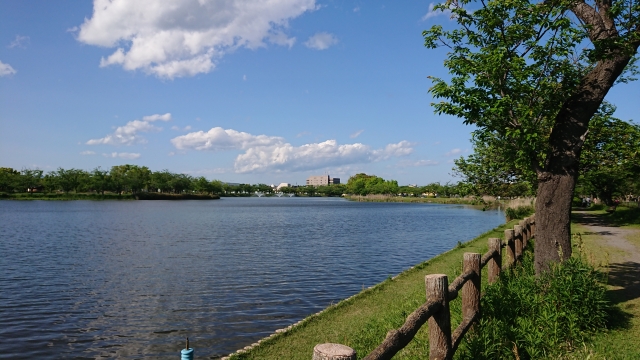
[143,113,172,122]
[422,2,452,20]
[372,141,415,160]
[8,35,30,49]
[77,0,316,79]
[0,60,17,76]
[397,159,439,167]
[87,113,170,146]
[103,152,141,159]
[304,32,338,50]
[353,7,360,12]
[171,125,192,131]
[444,148,462,156]
[171,127,283,151]
[350,130,364,139]
[80,151,96,155]
[171,127,413,173]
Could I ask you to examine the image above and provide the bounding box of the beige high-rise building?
[306,175,340,186]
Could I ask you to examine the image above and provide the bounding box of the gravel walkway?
[573,211,640,304]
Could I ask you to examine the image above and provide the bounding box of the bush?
[572,196,583,207]
[457,250,610,359]
[504,205,534,221]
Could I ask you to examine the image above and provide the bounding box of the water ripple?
[0,198,504,359]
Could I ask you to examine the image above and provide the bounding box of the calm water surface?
[0,197,504,359]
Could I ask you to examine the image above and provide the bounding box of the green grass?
[565,208,640,359]
[344,195,486,206]
[227,219,523,359]
[605,205,640,227]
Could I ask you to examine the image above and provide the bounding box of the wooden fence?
[312,215,536,360]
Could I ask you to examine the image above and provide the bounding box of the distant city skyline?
[1,1,638,185]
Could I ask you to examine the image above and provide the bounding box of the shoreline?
[0,193,220,200]
[221,218,518,359]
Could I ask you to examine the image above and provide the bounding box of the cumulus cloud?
[0,60,17,76]
[422,2,452,20]
[350,130,364,139]
[77,0,317,78]
[80,150,96,155]
[171,127,283,151]
[103,152,141,159]
[87,113,171,145]
[171,127,413,173]
[143,113,172,122]
[8,35,30,49]
[444,148,462,156]
[304,32,338,50]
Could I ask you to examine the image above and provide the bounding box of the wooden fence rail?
[312,215,535,360]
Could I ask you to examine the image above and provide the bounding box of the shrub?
[457,250,610,359]
[504,205,534,221]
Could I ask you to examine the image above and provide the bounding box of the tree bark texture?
[426,274,451,360]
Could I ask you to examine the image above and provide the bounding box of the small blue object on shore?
[181,337,194,360]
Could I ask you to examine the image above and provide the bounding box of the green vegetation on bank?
[459,252,610,359]
[344,195,486,205]
[0,192,135,200]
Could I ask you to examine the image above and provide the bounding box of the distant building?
[306,175,340,186]
[276,183,291,190]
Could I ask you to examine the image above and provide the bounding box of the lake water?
[0,197,504,359]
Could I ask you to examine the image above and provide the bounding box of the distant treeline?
[0,166,530,198]
[0,165,233,196]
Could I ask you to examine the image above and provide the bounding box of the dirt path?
[573,211,640,306]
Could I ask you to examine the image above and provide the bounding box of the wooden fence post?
[514,225,523,261]
[487,238,501,284]
[425,274,451,360]
[312,343,356,360]
[504,229,515,266]
[530,215,535,238]
[519,220,528,248]
[462,253,481,322]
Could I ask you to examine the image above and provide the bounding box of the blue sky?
[1,1,639,186]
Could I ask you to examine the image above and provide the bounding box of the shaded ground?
[569,210,640,358]
[574,211,640,304]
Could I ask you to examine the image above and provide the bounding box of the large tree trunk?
[535,173,575,272]
[532,9,638,273]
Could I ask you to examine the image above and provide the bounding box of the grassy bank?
[344,195,486,205]
[225,219,522,359]
[0,192,135,200]
[344,195,535,211]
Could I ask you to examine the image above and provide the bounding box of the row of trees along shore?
[0,166,481,198]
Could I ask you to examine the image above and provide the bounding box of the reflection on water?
[0,197,504,358]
